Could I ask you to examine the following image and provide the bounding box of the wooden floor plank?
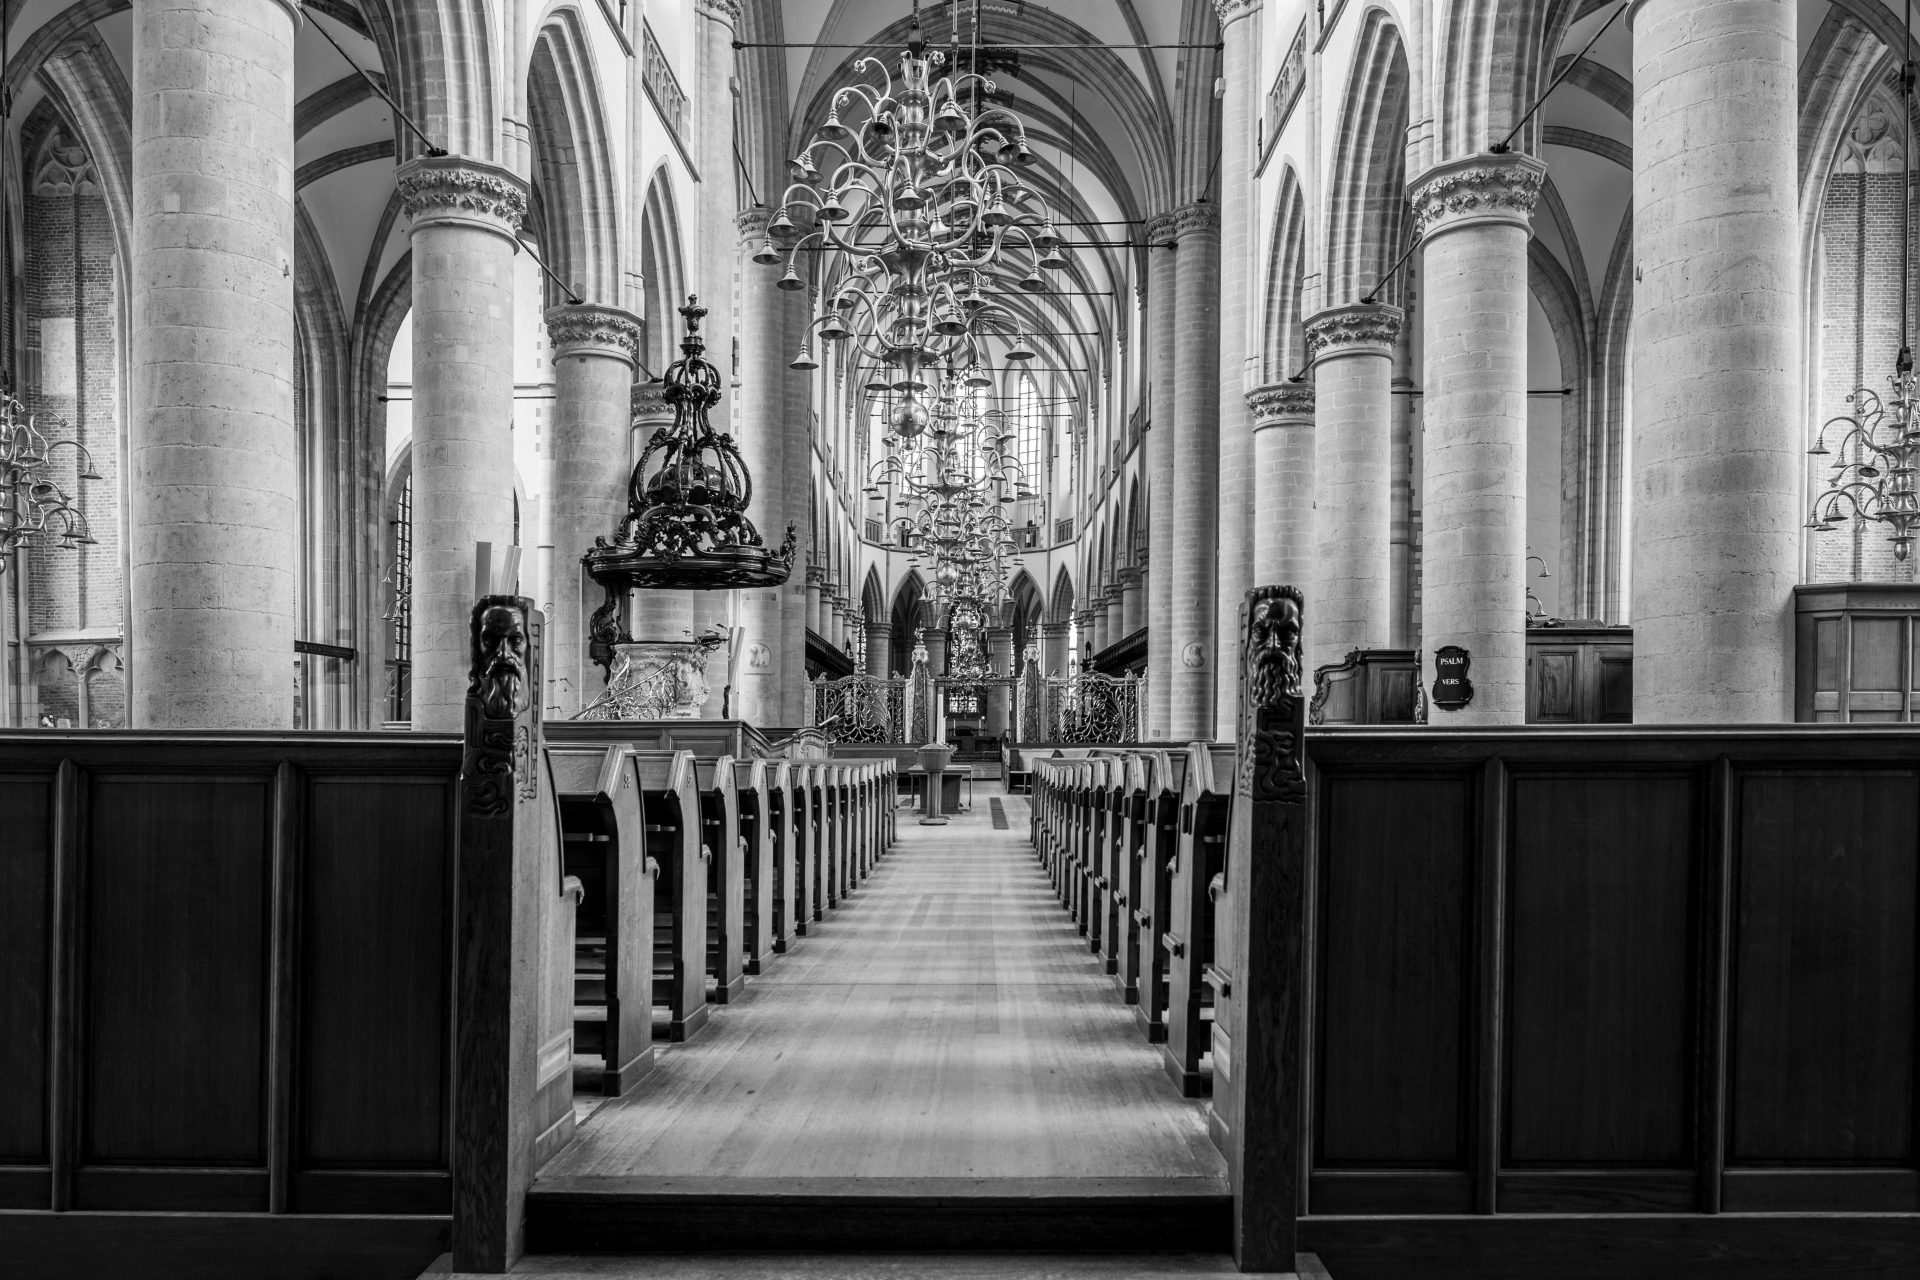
[536,797,1227,1184]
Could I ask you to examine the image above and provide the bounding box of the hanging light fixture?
[1808,1,1920,560]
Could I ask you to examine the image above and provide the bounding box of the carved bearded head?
[469,598,531,719]
[1246,586,1304,709]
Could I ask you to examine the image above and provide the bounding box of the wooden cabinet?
[1310,649,1422,725]
[1795,583,1920,722]
[1526,625,1632,723]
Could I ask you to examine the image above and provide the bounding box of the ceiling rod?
[734,41,1222,50]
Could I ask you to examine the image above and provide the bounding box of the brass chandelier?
[1,390,101,567]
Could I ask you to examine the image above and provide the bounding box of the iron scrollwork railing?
[1039,672,1144,745]
[807,673,908,743]
[576,650,692,722]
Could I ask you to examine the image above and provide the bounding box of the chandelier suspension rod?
[309,10,446,158]
[1900,0,1913,373]
[1488,0,1632,156]
[733,41,1222,52]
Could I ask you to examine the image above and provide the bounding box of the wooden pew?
[1162,742,1232,1096]
[629,749,709,1042]
[734,758,777,974]
[550,743,659,1096]
[790,763,822,931]
[1133,749,1186,1044]
[688,753,746,1005]
[765,760,801,953]
[1113,751,1153,1003]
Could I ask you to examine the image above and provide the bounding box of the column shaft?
[865,622,892,677]
[1169,203,1221,741]
[1632,0,1799,722]
[1249,383,1316,589]
[543,304,640,717]
[1412,156,1544,725]
[130,0,300,727]
[1212,0,1260,738]
[735,207,798,728]
[1305,306,1402,675]
[1042,622,1070,678]
[397,158,528,731]
[985,628,1014,737]
[1144,221,1178,737]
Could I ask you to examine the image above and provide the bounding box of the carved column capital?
[1171,200,1220,239]
[1409,153,1547,242]
[631,379,671,421]
[695,0,741,25]
[1247,381,1316,426]
[544,303,641,367]
[1305,303,1404,361]
[1116,565,1144,587]
[737,206,771,240]
[1213,0,1261,25]
[396,155,528,241]
[1144,210,1180,247]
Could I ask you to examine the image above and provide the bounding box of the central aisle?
[537,792,1226,1183]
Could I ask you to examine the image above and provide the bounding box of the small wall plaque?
[1432,645,1473,710]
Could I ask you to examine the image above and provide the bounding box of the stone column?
[1143,221,1178,737]
[1169,201,1221,741]
[804,565,824,637]
[1304,305,1401,676]
[1632,0,1799,722]
[1118,566,1146,635]
[627,380,695,642]
[865,620,892,676]
[1248,383,1316,590]
[1042,620,1071,677]
[1410,154,1544,725]
[985,627,1014,737]
[734,205,797,728]
[1212,0,1262,739]
[542,304,640,716]
[130,0,300,728]
[397,157,529,731]
[1390,320,1418,649]
[923,627,949,677]
[1091,596,1111,657]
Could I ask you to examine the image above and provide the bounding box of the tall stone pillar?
[1212,0,1261,739]
[1390,320,1418,649]
[985,627,1014,736]
[1143,222,1179,737]
[543,304,640,716]
[1118,566,1145,635]
[628,380,695,642]
[1091,596,1112,656]
[1410,155,1544,725]
[1305,305,1401,675]
[804,565,824,638]
[130,0,300,728]
[923,627,949,677]
[397,157,528,731]
[1169,201,1221,741]
[1042,620,1071,677]
[1632,0,1799,722]
[734,206,804,728]
[865,620,892,676]
[1248,383,1316,589]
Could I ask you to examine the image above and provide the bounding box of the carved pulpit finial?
[463,594,543,816]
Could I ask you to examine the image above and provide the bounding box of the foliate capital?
[1213,0,1260,25]
[1409,153,1547,242]
[737,206,771,240]
[396,156,528,238]
[1305,303,1403,360]
[1172,200,1220,238]
[695,0,741,25]
[545,304,642,366]
[1247,381,1315,425]
[1144,210,1180,246]
[631,379,671,421]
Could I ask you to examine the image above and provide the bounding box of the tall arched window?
[1015,375,1043,498]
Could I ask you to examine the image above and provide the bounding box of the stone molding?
[1213,0,1260,24]
[737,206,770,239]
[632,379,671,420]
[1248,381,1316,425]
[1041,621,1070,636]
[1409,153,1547,242]
[1305,303,1404,360]
[1116,565,1144,586]
[695,0,741,24]
[544,303,641,366]
[396,156,528,239]
[1144,210,1179,246]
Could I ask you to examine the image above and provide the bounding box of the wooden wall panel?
[83,777,270,1168]
[1506,775,1696,1167]
[1316,774,1471,1168]
[0,776,51,1166]
[298,777,454,1172]
[1732,771,1917,1164]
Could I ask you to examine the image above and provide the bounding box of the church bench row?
[1037,722,1920,1275]
[546,727,896,1079]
